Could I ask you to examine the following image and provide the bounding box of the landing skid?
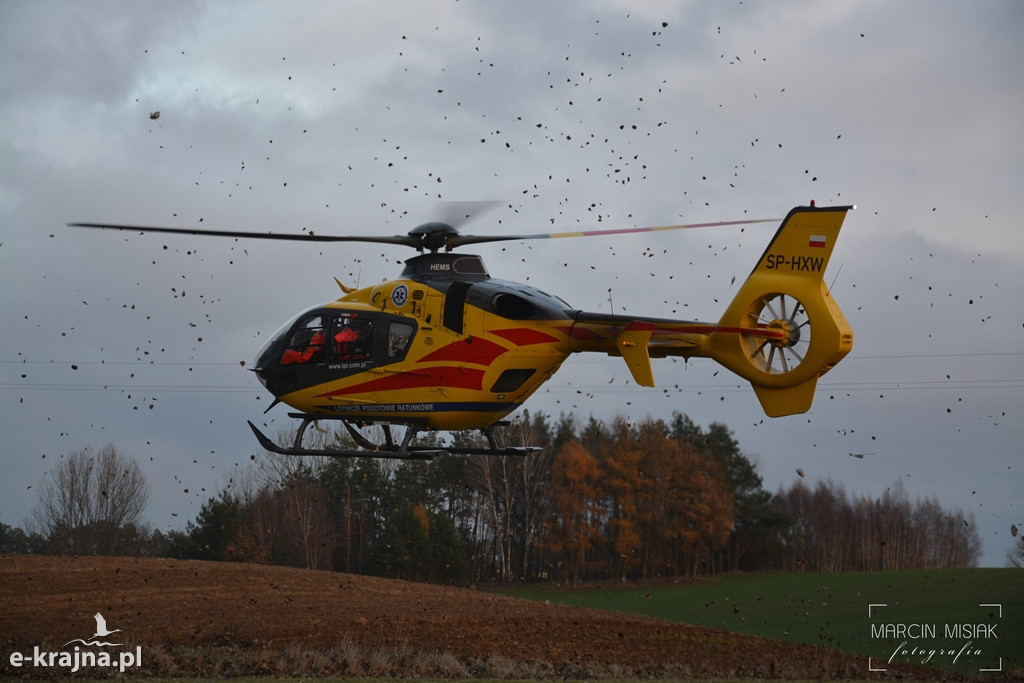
[247,414,539,460]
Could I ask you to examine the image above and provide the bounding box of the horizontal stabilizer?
[616,322,655,387]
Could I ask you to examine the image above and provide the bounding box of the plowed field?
[0,555,952,679]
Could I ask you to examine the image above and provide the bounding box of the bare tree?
[466,448,517,582]
[462,413,555,582]
[31,445,150,555]
[245,427,339,569]
[1006,533,1024,568]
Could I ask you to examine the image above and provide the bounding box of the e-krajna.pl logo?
[7,612,142,674]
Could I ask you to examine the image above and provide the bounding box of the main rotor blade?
[69,215,780,252]
[446,217,780,248]
[67,222,420,247]
[437,200,505,230]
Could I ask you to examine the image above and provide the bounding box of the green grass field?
[499,568,1022,674]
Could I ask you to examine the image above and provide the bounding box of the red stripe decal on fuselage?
[314,367,485,398]
[418,337,508,366]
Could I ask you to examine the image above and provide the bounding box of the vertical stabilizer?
[709,205,854,416]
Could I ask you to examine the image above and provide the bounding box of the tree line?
[1,412,984,581]
[773,477,981,571]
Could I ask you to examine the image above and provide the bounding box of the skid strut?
[248,415,539,459]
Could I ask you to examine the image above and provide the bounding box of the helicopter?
[70,202,854,459]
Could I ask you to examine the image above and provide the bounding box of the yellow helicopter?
[71,202,853,459]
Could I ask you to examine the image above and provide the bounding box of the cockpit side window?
[332,317,373,361]
[387,321,414,358]
[280,315,325,365]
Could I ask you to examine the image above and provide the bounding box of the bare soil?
[0,555,959,679]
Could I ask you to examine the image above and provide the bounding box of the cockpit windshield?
[280,315,326,365]
[255,307,318,369]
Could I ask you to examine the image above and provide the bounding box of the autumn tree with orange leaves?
[540,418,735,582]
[619,419,734,579]
[541,439,603,584]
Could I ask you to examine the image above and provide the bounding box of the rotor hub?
[408,222,459,252]
[766,318,800,347]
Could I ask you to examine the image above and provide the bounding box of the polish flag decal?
[809,234,827,248]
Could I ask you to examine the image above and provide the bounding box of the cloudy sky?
[2,1,1021,566]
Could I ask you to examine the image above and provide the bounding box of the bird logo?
[92,613,122,639]
[63,612,123,647]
